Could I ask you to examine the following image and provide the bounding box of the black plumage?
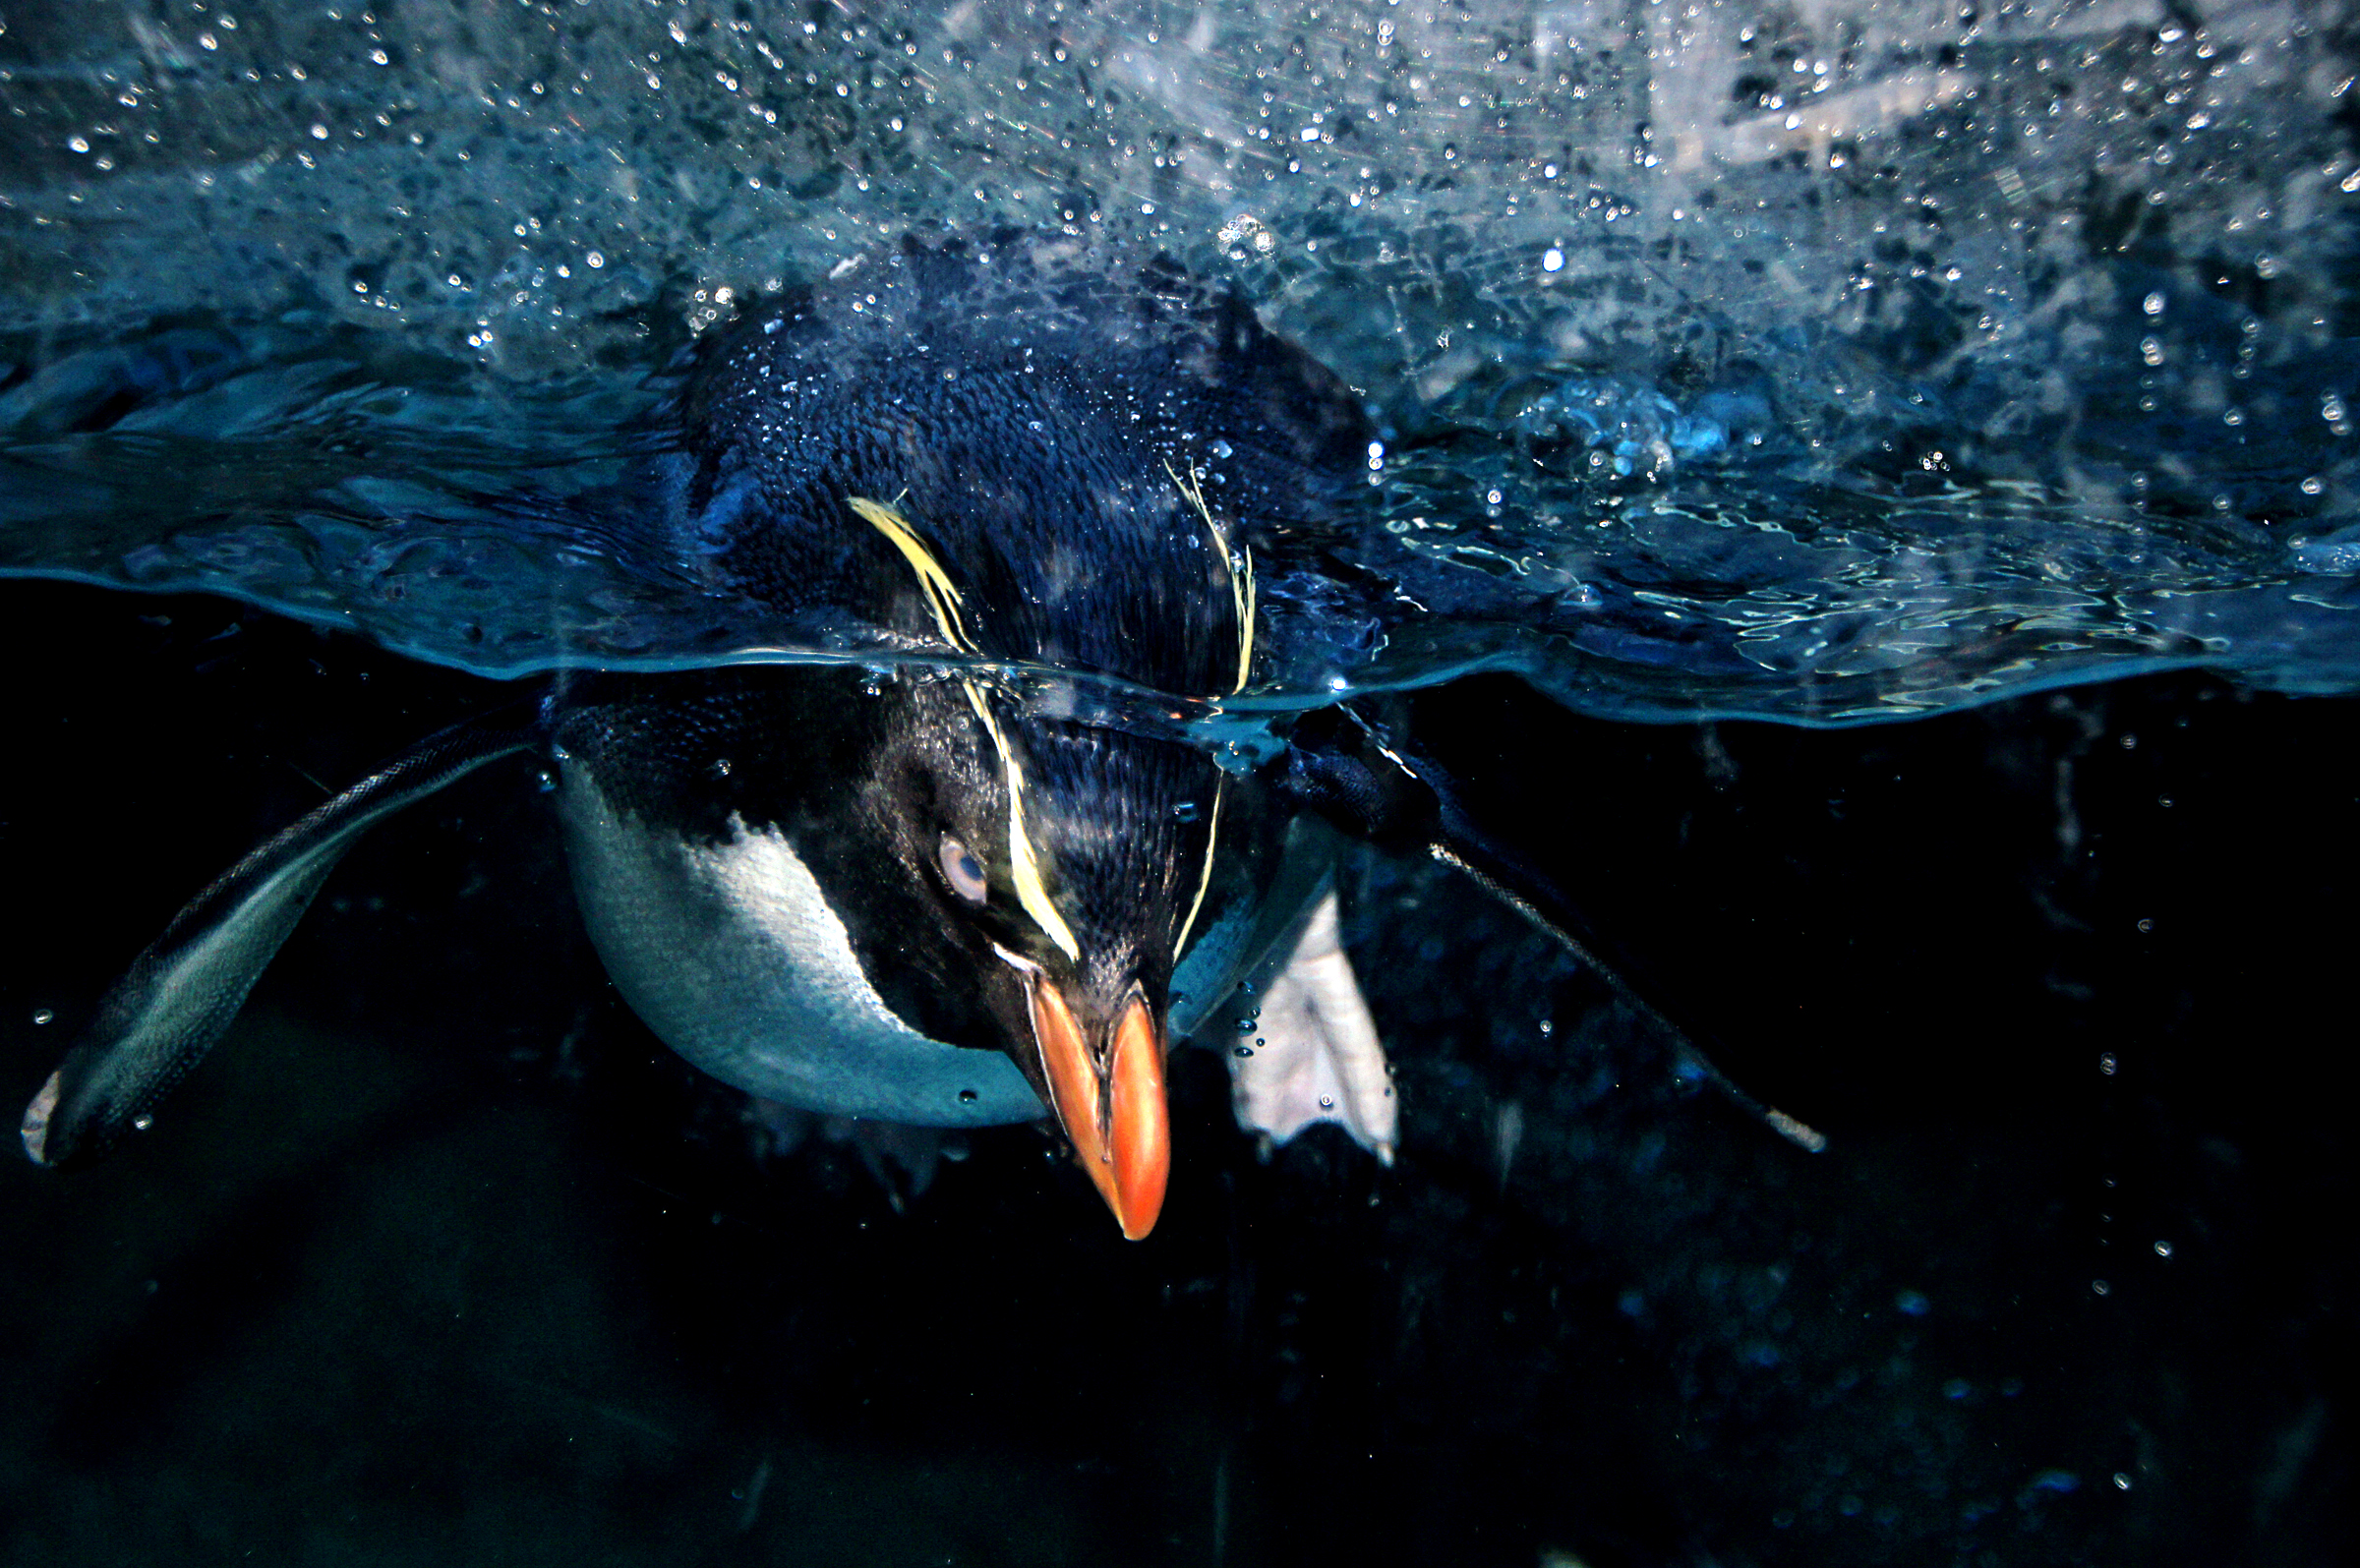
[662,227,1369,690]
[23,228,1378,1239]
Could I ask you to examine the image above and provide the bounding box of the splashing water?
[3,0,2355,724]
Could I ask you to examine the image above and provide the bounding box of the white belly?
[554,761,1043,1126]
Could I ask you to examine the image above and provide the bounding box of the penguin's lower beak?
[1024,978,1170,1240]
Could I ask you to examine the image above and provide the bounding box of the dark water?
[2,584,2347,1565]
[1,1,2352,1563]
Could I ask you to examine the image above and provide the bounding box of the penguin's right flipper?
[1228,889,1398,1164]
[1279,705,1827,1155]
[21,708,539,1168]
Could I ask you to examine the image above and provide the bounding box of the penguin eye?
[937,834,989,905]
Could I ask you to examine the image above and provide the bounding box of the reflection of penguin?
[21,230,1391,1237]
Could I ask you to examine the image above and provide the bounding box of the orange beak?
[1024,979,1170,1240]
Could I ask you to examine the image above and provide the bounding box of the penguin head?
[845,673,1224,1240]
[553,662,1240,1240]
[628,230,1371,1234]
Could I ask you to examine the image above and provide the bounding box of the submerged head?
[552,665,1237,1241]
[866,679,1221,1239]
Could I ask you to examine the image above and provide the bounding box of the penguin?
[19,230,1817,1234]
[19,229,1387,1239]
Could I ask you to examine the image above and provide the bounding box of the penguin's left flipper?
[1278,706,1827,1155]
[21,708,538,1168]
[1228,890,1398,1164]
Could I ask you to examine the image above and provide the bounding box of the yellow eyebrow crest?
[962,678,1083,962]
[850,490,1247,968]
[1166,460,1257,695]
[849,494,1076,959]
[849,494,975,656]
[1172,775,1225,956]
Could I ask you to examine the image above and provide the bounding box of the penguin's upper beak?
[1004,959,1170,1240]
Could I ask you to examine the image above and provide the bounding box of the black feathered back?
[667,228,1369,698]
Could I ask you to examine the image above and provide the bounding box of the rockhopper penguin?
[20,229,1399,1238]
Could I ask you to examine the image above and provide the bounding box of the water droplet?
[132,1114,153,1132]
[1233,1045,1253,1058]
[1317,1095,1334,1110]
[30,1008,54,1026]
[1235,1016,1257,1034]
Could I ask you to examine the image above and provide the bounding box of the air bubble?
[958,1087,977,1103]
[132,1114,153,1132]
[31,1008,54,1025]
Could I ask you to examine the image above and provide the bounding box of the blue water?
[4,0,2354,723]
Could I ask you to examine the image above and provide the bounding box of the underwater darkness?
[0,580,2347,1566]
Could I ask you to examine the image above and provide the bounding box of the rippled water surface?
[5,0,2355,718]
